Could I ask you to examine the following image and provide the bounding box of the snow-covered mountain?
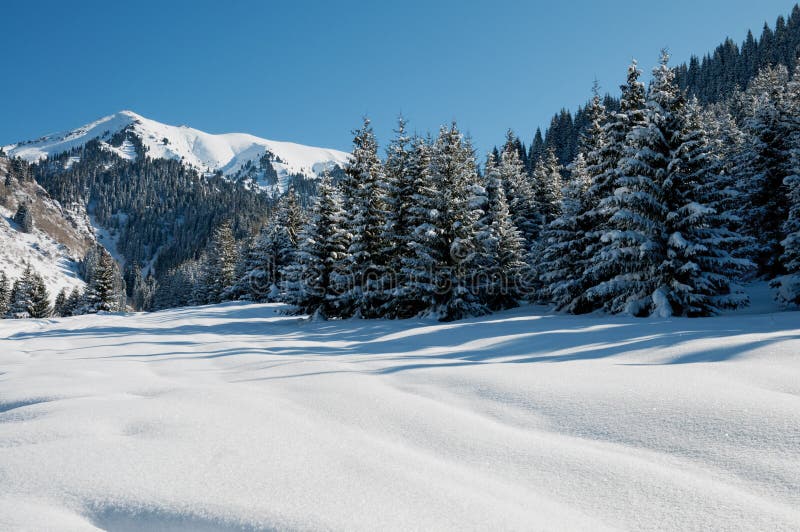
[0,158,94,300]
[3,110,350,188]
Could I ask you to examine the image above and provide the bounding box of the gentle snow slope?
[1,304,799,531]
[3,110,350,181]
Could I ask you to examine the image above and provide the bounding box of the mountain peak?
[2,112,350,188]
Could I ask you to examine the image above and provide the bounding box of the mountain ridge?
[3,110,350,189]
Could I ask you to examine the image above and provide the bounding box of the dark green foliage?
[32,140,271,279]
[13,202,33,233]
[0,272,10,317]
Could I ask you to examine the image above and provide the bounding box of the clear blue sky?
[0,0,796,156]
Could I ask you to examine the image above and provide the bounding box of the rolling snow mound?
[1,302,799,530]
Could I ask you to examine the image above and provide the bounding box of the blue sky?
[0,0,796,155]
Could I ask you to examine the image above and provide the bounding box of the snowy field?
[1,298,799,531]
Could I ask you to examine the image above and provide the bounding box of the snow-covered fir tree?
[28,272,51,318]
[424,123,487,321]
[499,130,540,248]
[774,77,800,305]
[380,118,416,318]
[239,188,307,301]
[0,272,10,318]
[281,172,349,319]
[6,265,33,319]
[583,52,752,316]
[547,83,612,312]
[13,202,34,233]
[53,288,68,317]
[531,148,563,225]
[84,247,125,312]
[201,222,238,304]
[581,61,648,312]
[62,287,83,317]
[661,97,752,315]
[476,154,528,309]
[538,153,592,308]
[395,136,440,318]
[737,65,795,276]
[335,119,389,318]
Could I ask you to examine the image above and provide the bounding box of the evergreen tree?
[203,222,238,303]
[662,97,752,315]
[775,73,800,304]
[0,272,10,318]
[13,202,34,233]
[557,82,613,312]
[531,148,564,225]
[426,123,487,321]
[143,274,157,311]
[336,119,389,318]
[238,190,306,302]
[776,169,800,304]
[63,287,83,316]
[127,263,146,310]
[738,65,794,275]
[396,136,440,318]
[85,248,125,312]
[538,153,592,307]
[476,154,528,309]
[500,130,540,252]
[594,52,686,315]
[380,118,415,318]
[28,272,51,318]
[7,265,33,319]
[281,172,349,319]
[53,288,68,317]
[582,59,648,312]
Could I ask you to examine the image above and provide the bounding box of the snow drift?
[0,302,798,530]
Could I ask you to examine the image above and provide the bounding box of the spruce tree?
[7,265,33,319]
[236,191,304,302]
[281,172,349,319]
[775,76,800,304]
[476,154,527,309]
[336,118,389,318]
[738,65,794,275]
[53,288,68,317]
[608,52,686,315]
[539,153,591,308]
[426,123,487,321]
[86,249,122,312]
[500,130,540,248]
[582,59,649,313]
[396,136,440,317]
[63,287,83,317]
[203,222,238,303]
[380,118,415,318]
[0,272,10,318]
[28,272,51,318]
[776,169,800,304]
[13,203,34,233]
[531,148,563,225]
[662,97,752,315]
[557,83,613,312]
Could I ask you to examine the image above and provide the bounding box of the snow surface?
[3,110,350,183]
[1,303,799,530]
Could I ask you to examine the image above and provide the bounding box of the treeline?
[521,5,800,170]
[0,246,126,319]
[149,50,800,320]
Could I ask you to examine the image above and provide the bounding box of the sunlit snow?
[1,297,798,530]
